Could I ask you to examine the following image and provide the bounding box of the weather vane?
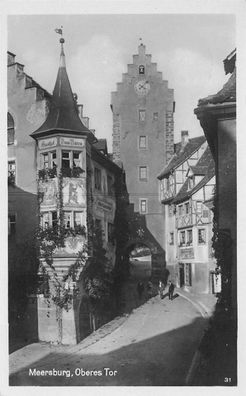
[55,26,64,45]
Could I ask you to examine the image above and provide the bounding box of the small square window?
[64,212,72,229]
[140,199,147,214]
[185,202,190,214]
[74,212,82,227]
[73,151,81,167]
[198,229,206,244]
[197,202,202,212]
[180,231,185,245]
[187,229,193,244]
[62,151,70,168]
[139,136,147,149]
[42,212,50,229]
[95,167,102,190]
[139,166,147,181]
[139,65,145,74]
[51,152,57,168]
[139,110,146,121]
[52,211,58,228]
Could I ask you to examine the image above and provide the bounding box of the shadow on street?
[10,316,209,386]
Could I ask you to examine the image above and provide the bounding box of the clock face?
[134,80,150,96]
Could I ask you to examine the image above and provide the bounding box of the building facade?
[158,131,216,293]
[111,43,175,276]
[8,41,121,345]
[194,49,237,384]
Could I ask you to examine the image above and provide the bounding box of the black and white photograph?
[2,0,245,391]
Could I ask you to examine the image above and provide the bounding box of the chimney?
[181,130,189,147]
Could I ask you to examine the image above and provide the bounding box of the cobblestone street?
[10,293,212,386]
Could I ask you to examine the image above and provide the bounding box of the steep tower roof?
[31,38,96,143]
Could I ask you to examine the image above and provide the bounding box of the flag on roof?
[55,28,63,35]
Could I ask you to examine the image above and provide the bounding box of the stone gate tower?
[111,43,175,271]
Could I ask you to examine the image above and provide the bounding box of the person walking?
[168,281,175,300]
[137,281,144,300]
[158,280,164,299]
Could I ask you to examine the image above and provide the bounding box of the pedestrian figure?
[168,281,175,300]
[147,281,153,299]
[158,280,164,299]
[137,281,144,299]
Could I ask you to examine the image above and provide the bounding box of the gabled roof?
[172,148,215,204]
[93,139,108,155]
[198,68,236,106]
[157,135,206,179]
[31,42,96,143]
[190,146,213,175]
[197,49,236,106]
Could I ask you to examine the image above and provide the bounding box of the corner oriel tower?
[111,43,175,270]
[31,36,95,344]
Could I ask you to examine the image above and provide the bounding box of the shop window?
[139,109,146,121]
[198,228,206,244]
[139,166,147,181]
[169,232,174,245]
[139,65,145,74]
[140,199,147,214]
[8,214,16,236]
[139,136,147,149]
[8,161,16,185]
[94,167,102,190]
[7,112,15,145]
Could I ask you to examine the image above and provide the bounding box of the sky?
[8,14,235,150]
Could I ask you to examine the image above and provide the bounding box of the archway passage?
[128,243,152,280]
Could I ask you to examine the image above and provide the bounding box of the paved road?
[10,294,208,386]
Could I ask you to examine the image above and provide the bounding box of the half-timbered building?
[158,131,216,293]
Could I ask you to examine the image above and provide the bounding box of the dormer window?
[139,65,145,74]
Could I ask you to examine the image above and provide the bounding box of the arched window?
[139,65,145,74]
[7,112,15,145]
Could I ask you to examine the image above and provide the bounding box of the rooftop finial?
[55,26,66,67]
